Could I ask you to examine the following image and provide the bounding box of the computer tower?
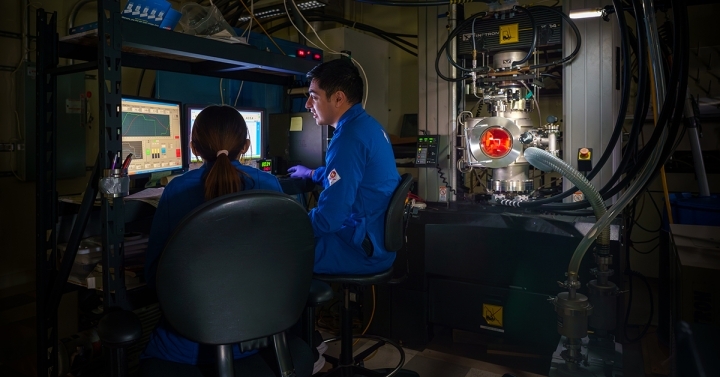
[269,112,332,174]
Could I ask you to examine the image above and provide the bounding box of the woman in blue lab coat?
[139,105,307,376]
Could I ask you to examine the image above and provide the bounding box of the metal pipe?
[22,0,28,61]
[217,344,234,376]
[641,0,665,112]
[684,92,710,197]
[449,4,457,203]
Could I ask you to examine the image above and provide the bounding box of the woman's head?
[191,105,249,161]
[190,105,250,200]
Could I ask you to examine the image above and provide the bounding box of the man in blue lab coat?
[289,58,400,275]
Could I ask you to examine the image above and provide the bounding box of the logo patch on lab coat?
[328,169,341,186]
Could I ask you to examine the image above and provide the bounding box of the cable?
[623,269,654,342]
[233,81,244,107]
[510,0,689,212]
[136,69,146,96]
[353,0,475,6]
[240,0,253,39]
[434,11,488,82]
[219,78,224,105]
[519,80,541,127]
[436,164,458,196]
[284,0,369,109]
[501,0,633,210]
[238,0,287,55]
[258,18,418,57]
[352,285,375,346]
[526,5,582,70]
[510,6,537,67]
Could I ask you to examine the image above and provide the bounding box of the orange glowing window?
[480,127,512,158]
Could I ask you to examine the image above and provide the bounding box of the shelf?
[58,20,318,85]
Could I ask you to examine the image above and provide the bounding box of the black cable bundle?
[508,0,689,214]
[251,14,419,57]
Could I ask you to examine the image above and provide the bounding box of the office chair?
[155,191,316,377]
[315,173,417,377]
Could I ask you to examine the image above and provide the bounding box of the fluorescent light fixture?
[238,0,327,23]
[569,8,604,19]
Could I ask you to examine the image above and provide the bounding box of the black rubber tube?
[527,5,582,69]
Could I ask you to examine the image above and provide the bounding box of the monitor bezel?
[121,96,188,179]
[184,104,268,164]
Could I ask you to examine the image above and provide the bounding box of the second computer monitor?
[186,105,265,163]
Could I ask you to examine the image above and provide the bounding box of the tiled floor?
[319,331,545,377]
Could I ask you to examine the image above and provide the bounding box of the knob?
[519,131,533,144]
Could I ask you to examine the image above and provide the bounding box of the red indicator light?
[176,149,181,157]
[313,53,321,60]
[297,50,306,57]
[480,127,512,158]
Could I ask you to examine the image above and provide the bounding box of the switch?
[577,147,592,172]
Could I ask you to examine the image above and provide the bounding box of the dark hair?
[191,105,248,200]
[306,59,363,105]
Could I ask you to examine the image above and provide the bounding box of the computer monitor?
[121,97,187,177]
[186,105,266,163]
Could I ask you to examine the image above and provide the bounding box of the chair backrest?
[156,191,315,345]
[384,173,414,252]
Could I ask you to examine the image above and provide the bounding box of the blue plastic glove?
[288,165,314,179]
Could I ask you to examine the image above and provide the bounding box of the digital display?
[258,159,273,172]
[121,98,184,176]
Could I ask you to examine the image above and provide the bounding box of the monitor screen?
[121,97,186,177]
[186,105,265,162]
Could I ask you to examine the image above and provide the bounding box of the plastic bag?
[178,2,237,37]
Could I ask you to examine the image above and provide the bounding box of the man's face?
[305,79,337,127]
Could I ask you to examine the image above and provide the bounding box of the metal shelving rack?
[34,2,317,375]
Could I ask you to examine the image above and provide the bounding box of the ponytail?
[204,152,245,200]
[192,105,250,200]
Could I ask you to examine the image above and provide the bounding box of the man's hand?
[288,165,314,179]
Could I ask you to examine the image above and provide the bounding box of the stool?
[316,268,417,377]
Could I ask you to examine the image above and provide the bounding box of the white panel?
[562,0,620,202]
[418,6,454,202]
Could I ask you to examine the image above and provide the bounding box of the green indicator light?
[146,149,151,155]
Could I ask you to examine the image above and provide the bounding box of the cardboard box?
[671,224,720,327]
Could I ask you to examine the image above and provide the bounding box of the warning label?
[499,23,519,44]
[573,191,584,202]
[482,303,503,327]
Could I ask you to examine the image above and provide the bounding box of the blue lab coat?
[142,160,282,365]
[310,103,400,274]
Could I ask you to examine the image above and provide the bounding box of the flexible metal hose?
[522,147,610,246]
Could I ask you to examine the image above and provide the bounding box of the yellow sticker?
[499,23,519,44]
[483,303,503,327]
[290,116,303,131]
